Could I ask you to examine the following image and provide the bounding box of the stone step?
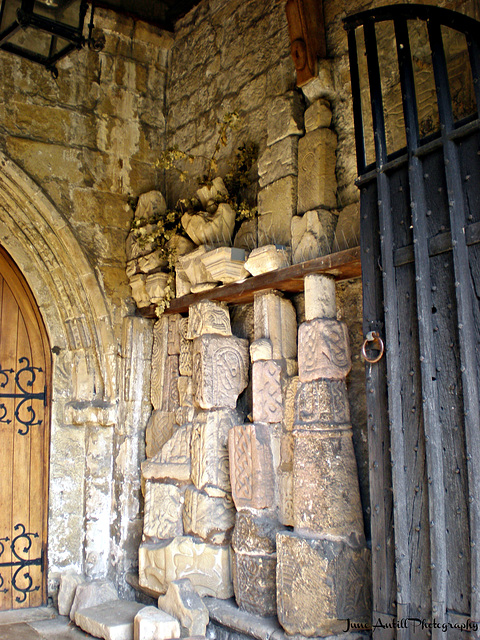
[75,600,145,640]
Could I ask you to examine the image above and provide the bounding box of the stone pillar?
[276,275,371,636]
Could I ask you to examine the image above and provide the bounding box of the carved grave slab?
[179,317,193,377]
[252,360,284,424]
[298,319,351,381]
[187,300,231,339]
[294,379,350,429]
[142,424,192,483]
[143,482,184,539]
[254,291,297,360]
[145,410,175,458]
[232,551,277,617]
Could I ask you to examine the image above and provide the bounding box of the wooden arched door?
[0,246,50,610]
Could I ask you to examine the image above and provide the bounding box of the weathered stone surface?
[280,431,294,471]
[179,317,193,377]
[177,246,216,290]
[192,335,248,410]
[252,360,283,423]
[144,482,184,539]
[176,264,192,298]
[293,430,365,543]
[195,177,228,209]
[75,600,144,640]
[200,246,248,284]
[298,319,351,381]
[283,376,299,432]
[139,538,233,599]
[160,355,180,411]
[276,532,371,637]
[304,273,336,320]
[151,317,168,410]
[134,606,181,640]
[257,176,297,246]
[58,571,85,616]
[232,511,282,555]
[233,218,258,252]
[333,201,360,251]
[191,409,240,494]
[142,424,192,483]
[145,411,175,458]
[134,190,166,221]
[232,551,277,617]
[70,579,118,621]
[254,291,297,360]
[126,227,157,261]
[129,273,150,308]
[228,423,274,510]
[249,338,273,362]
[291,209,337,264]
[258,136,298,188]
[177,376,193,408]
[244,245,291,277]
[267,91,304,146]
[137,250,168,273]
[168,314,182,355]
[297,129,337,213]
[157,579,209,637]
[183,486,234,544]
[182,203,235,246]
[294,379,350,429]
[278,470,294,527]
[175,406,196,427]
[304,98,332,132]
[187,301,231,339]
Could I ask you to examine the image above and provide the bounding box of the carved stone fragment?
[249,338,273,362]
[143,482,184,539]
[138,249,168,273]
[177,246,216,290]
[291,209,337,264]
[192,335,248,410]
[304,98,332,132]
[142,424,192,483]
[294,379,350,428]
[276,532,371,636]
[134,606,180,640]
[297,128,337,213]
[175,406,195,427]
[244,245,291,277]
[134,190,166,221]
[187,301,231,339]
[191,409,240,494]
[177,376,193,408]
[298,319,351,381]
[151,317,169,410]
[167,314,182,355]
[232,511,282,555]
[157,579,209,637]
[183,486,235,545]
[258,136,298,188]
[267,91,304,146]
[179,317,193,377]
[232,551,277,617]
[182,203,236,246]
[252,360,283,423]
[254,291,297,360]
[145,272,169,303]
[129,273,150,308]
[293,430,365,544]
[283,376,299,432]
[145,410,175,458]
[278,470,294,527]
[139,538,233,598]
[304,273,336,320]
[228,423,274,510]
[161,355,180,411]
[257,176,297,246]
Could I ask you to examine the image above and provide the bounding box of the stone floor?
[0,606,95,639]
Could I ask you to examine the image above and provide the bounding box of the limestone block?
[126,259,138,279]
[138,250,168,273]
[196,177,229,209]
[257,176,297,246]
[258,137,298,188]
[177,246,216,289]
[304,273,336,320]
[293,430,365,543]
[333,201,360,252]
[291,209,337,264]
[304,98,332,132]
[126,226,157,260]
[166,234,196,258]
[283,376,299,432]
[178,376,193,408]
[187,301,231,339]
[254,291,297,360]
[145,273,170,302]
[129,273,150,308]
[252,360,283,424]
[298,319,351,381]
[232,551,277,617]
[294,379,350,429]
[145,411,175,458]
[249,338,273,362]
[139,538,233,599]
[267,91,304,146]
[176,266,192,298]
[175,406,196,427]
[278,470,294,527]
[183,486,235,544]
[168,314,182,355]
[151,318,168,410]
[232,511,282,555]
[58,571,85,616]
[75,601,144,640]
[144,482,184,539]
[191,409,240,493]
[142,424,192,483]
[228,423,274,510]
[233,218,258,252]
[69,579,118,621]
[200,246,249,284]
[280,432,294,471]
[297,129,337,213]
[157,579,209,637]
[179,317,193,377]
[276,532,371,636]
[134,606,180,640]
[244,245,291,277]
[134,190,166,221]
[182,203,235,246]
[192,335,248,410]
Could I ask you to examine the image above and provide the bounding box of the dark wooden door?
[0,246,50,610]
[345,6,480,639]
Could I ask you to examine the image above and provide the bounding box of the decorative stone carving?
[294,379,350,428]
[257,176,297,246]
[192,335,249,410]
[298,318,351,381]
[280,431,294,471]
[232,511,282,555]
[177,376,193,408]
[244,244,291,276]
[145,272,170,303]
[187,301,231,339]
[276,532,371,637]
[177,246,216,291]
[291,209,337,264]
[293,430,365,544]
[304,98,332,132]
[142,424,192,483]
[200,246,249,284]
[160,355,180,411]
[232,551,277,617]
[254,291,297,360]
[139,538,233,599]
[258,136,298,188]
[126,226,157,260]
[151,317,168,410]
[182,202,236,246]
[175,406,195,428]
[134,606,181,640]
[157,579,209,638]
[167,314,182,355]
[228,423,274,510]
[129,273,150,308]
[138,249,168,273]
[283,376,299,432]
[134,190,167,221]
[191,409,240,494]
[179,317,193,377]
[297,128,337,213]
[143,482,184,539]
[196,177,229,209]
[267,91,304,146]
[233,218,258,252]
[278,470,294,527]
[58,571,85,616]
[249,338,273,362]
[69,579,118,621]
[145,411,175,458]
[183,486,235,544]
[252,360,284,424]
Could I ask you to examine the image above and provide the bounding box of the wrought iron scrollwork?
[0,523,43,602]
[0,357,46,435]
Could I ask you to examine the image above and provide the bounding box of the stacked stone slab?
[276,275,371,636]
[228,290,297,617]
[140,302,248,600]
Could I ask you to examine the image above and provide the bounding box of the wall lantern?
[0,0,104,76]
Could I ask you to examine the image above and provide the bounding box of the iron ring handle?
[362,331,384,364]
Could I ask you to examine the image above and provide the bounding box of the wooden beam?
[285,0,326,87]
[137,246,361,318]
